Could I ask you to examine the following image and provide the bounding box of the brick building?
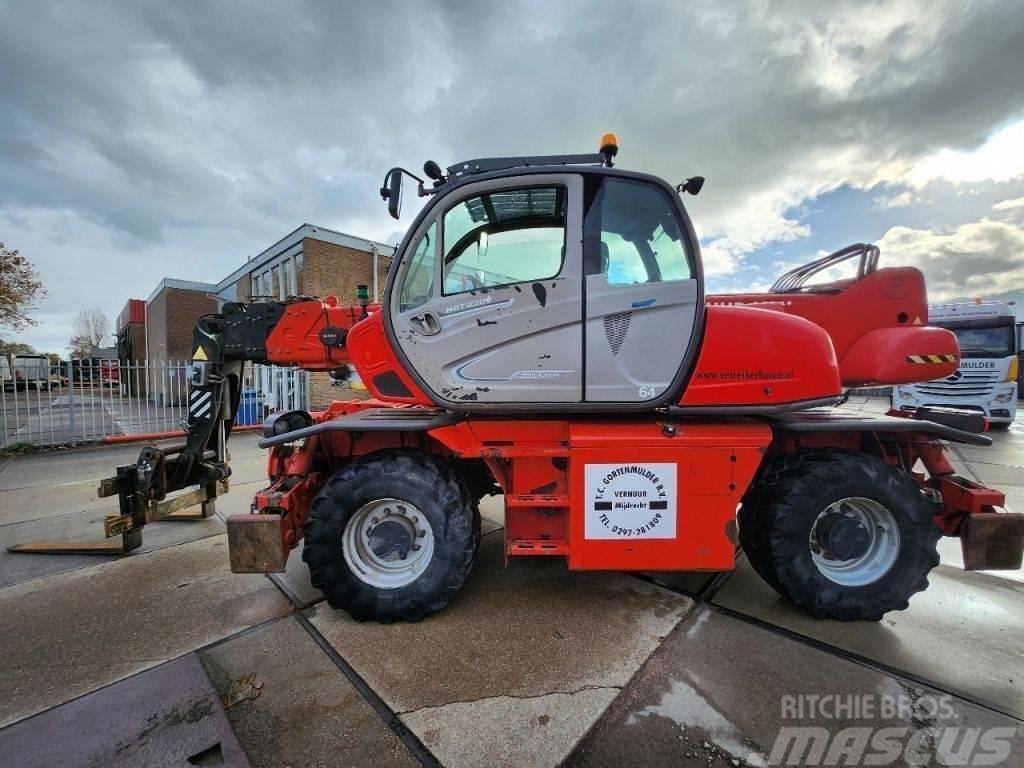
[116,299,147,363]
[146,280,221,361]
[140,224,394,409]
[135,280,219,403]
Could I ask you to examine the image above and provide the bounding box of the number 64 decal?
[638,385,657,399]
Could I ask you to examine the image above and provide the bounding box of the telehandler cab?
[18,135,1023,623]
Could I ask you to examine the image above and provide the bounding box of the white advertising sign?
[584,463,677,539]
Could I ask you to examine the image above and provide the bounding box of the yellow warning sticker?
[192,346,208,361]
[906,354,958,364]
[912,316,922,325]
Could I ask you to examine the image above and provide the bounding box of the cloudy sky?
[2,0,1024,354]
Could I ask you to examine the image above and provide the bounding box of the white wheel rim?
[809,497,900,587]
[342,498,434,589]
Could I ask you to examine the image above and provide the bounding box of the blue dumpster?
[237,389,260,425]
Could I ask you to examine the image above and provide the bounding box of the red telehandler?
[23,136,1023,622]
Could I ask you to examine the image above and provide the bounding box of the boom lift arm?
[98,296,374,552]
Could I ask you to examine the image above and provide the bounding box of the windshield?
[940,323,1015,358]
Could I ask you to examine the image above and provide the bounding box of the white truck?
[893,302,1018,429]
[11,354,52,391]
[0,355,11,390]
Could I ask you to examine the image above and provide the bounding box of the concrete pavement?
[0,403,1021,766]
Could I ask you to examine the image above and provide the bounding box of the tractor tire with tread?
[739,449,941,621]
[303,449,479,623]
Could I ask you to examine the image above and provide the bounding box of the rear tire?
[739,449,940,621]
[303,449,479,623]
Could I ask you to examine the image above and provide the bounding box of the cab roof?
[445,152,607,179]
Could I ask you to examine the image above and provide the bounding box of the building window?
[282,260,294,297]
[271,264,282,299]
[246,249,306,302]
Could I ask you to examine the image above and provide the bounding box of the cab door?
[583,177,700,402]
[390,174,583,405]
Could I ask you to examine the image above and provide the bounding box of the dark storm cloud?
[0,1,448,245]
[4,1,1023,240]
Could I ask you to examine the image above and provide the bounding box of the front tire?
[303,449,479,623]
[739,450,940,621]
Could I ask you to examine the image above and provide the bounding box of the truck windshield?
[942,324,1015,358]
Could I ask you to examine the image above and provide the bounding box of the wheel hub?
[815,513,871,561]
[809,497,900,587]
[342,498,434,589]
[368,520,413,562]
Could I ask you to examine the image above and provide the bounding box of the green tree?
[0,340,36,358]
[0,242,46,331]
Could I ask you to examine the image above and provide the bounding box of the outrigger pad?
[961,512,1024,570]
[226,514,287,573]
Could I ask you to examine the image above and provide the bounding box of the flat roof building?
[135,224,394,409]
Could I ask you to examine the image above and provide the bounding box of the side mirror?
[380,167,426,218]
[386,171,403,220]
[676,176,705,196]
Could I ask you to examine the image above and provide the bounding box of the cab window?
[398,222,436,312]
[584,178,692,284]
[442,186,566,295]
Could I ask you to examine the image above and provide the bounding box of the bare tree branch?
[69,308,111,358]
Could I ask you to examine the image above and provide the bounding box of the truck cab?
[384,166,705,410]
[893,302,1018,428]
[0,355,11,390]
[11,354,51,391]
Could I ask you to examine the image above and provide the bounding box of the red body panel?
[263,298,432,404]
[566,421,769,570]
[265,297,379,371]
[346,312,432,405]
[427,417,772,570]
[707,267,959,386]
[841,326,958,386]
[680,305,841,406]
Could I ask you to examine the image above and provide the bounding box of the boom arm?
[100,297,373,547]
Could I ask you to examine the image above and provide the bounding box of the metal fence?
[1,359,309,449]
